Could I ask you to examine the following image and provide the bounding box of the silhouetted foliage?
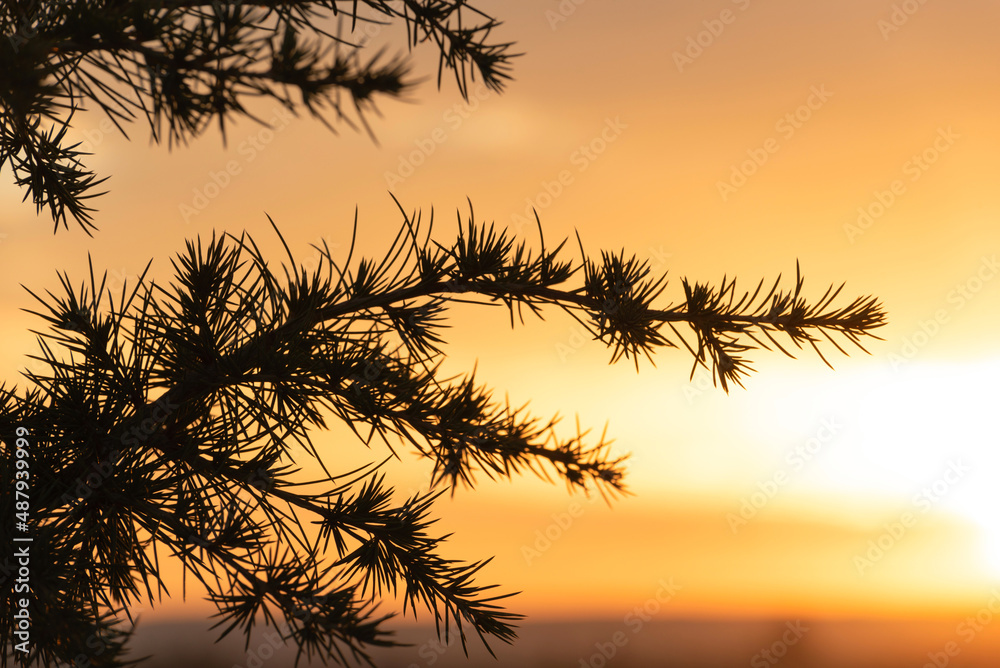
[0,0,515,232]
[1,200,885,666]
[0,2,888,667]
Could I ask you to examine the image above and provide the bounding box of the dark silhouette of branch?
[0,0,517,233]
[0,200,885,666]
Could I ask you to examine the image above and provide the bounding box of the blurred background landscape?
[127,617,1000,667]
[3,0,1000,665]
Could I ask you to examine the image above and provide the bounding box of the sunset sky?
[3,0,1000,631]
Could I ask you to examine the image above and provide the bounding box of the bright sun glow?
[852,361,1000,579]
[731,358,1000,579]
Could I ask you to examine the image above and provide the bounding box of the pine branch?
[0,0,517,232]
[0,201,885,666]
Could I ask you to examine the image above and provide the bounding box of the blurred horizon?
[117,616,1000,668]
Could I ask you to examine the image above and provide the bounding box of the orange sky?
[3,0,1000,627]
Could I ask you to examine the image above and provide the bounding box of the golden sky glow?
[3,0,1000,628]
